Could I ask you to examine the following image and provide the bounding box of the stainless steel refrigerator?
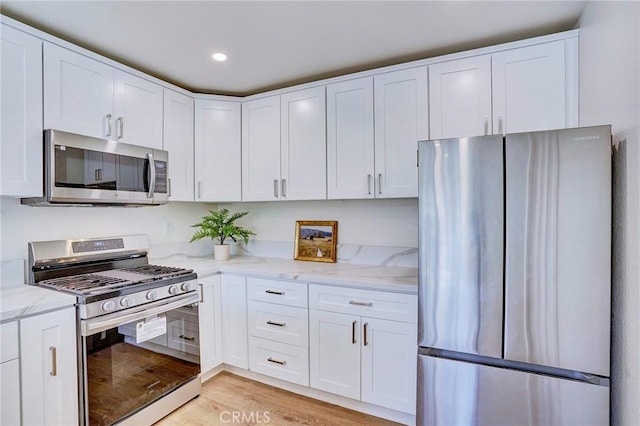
[417,126,611,426]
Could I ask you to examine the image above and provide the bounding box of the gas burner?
[120,264,193,278]
[39,274,133,295]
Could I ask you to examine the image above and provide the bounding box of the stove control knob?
[102,301,116,312]
[146,291,157,301]
[120,297,131,308]
[181,282,191,292]
[168,285,179,295]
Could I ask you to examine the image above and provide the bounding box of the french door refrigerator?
[417,125,611,426]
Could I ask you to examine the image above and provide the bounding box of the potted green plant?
[189,209,255,260]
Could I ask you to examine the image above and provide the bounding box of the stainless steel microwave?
[22,130,168,206]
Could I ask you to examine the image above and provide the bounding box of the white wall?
[221,198,419,248]
[578,2,640,425]
[0,198,214,283]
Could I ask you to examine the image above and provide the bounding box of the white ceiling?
[1,1,587,96]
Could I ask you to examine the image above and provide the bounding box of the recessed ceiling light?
[212,52,227,62]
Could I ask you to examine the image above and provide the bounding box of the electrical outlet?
[165,220,174,235]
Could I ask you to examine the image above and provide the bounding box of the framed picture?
[294,220,338,263]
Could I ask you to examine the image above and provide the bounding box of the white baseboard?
[201,364,416,426]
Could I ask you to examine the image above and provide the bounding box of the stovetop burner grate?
[120,264,192,276]
[39,274,133,294]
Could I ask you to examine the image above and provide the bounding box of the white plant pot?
[214,244,230,261]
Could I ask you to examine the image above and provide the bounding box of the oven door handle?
[81,292,199,336]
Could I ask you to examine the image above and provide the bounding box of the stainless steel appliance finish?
[417,134,504,357]
[417,125,612,426]
[28,234,201,425]
[21,129,168,206]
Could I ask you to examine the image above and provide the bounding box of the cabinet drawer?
[167,318,200,356]
[248,300,308,347]
[166,303,199,324]
[309,284,417,323]
[0,321,18,363]
[249,337,309,386]
[247,277,308,308]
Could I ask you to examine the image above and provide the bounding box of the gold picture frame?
[294,220,338,263]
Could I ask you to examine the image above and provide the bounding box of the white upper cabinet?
[492,40,570,134]
[163,89,194,201]
[326,77,375,199]
[195,99,241,202]
[374,67,428,198]
[241,95,281,201]
[429,56,492,139]
[113,71,163,148]
[429,39,576,139]
[280,87,327,201]
[44,42,163,148]
[1,24,43,197]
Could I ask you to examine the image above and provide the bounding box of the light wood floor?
[155,372,401,426]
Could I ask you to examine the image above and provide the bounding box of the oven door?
[79,292,200,426]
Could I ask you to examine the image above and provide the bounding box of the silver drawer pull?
[265,290,285,295]
[267,357,286,366]
[349,300,373,307]
[179,335,195,341]
[266,320,286,327]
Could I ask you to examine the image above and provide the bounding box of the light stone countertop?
[151,255,418,294]
[0,255,417,322]
[0,285,77,322]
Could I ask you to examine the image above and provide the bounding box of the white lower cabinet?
[249,337,309,386]
[1,321,20,425]
[19,307,78,426]
[309,284,418,414]
[199,275,223,372]
[221,275,249,369]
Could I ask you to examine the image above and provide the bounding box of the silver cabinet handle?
[498,116,503,134]
[363,322,369,346]
[49,346,57,376]
[281,179,286,198]
[367,174,372,195]
[117,117,124,140]
[265,289,285,295]
[378,173,382,195]
[267,357,286,366]
[266,320,286,327]
[273,179,279,198]
[146,152,156,198]
[484,117,489,135]
[168,178,172,197]
[198,282,204,303]
[197,181,202,199]
[105,114,113,137]
[352,320,357,344]
[179,335,195,341]
[349,300,373,307]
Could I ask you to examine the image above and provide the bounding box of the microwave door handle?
[147,152,156,198]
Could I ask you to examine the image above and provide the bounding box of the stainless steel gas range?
[28,235,201,426]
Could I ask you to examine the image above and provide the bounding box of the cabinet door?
[113,70,163,148]
[429,56,492,139]
[326,77,375,199]
[374,67,428,198]
[221,275,248,369]
[309,309,360,400]
[1,25,43,197]
[44,42,113,139]
[163,89,194,201]
[199,275,223,372]
[361,318,417,414]
[1,360,20,425]
[195,99,241,201]
[20,307,78,426]
[280,87,327,200]
[241,95,281,201]
[492,41,566,134]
